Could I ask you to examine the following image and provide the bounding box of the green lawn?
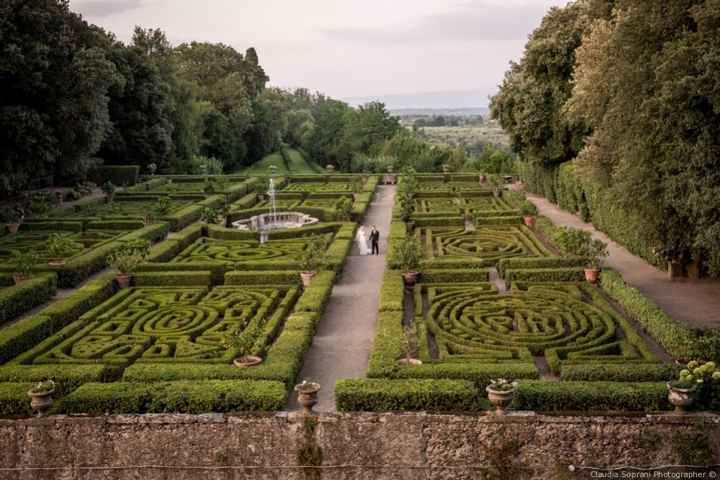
[240,148,324,175]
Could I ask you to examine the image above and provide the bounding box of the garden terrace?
[0,224,168,287]
[126,176,258,203]
[0,264,342,414]
[279,175,378,194]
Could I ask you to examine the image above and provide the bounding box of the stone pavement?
[288,185,396,412]
[525,192,720,330]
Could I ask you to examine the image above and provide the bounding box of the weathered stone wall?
[1,412,719,480]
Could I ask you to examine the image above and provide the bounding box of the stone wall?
[1,412,719,480]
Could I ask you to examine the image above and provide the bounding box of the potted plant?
[200,206,227,225]
[225,326,263,368]
[393,236,423,287]
[479,173,487,184]
[300,238,327,287]
[154,196,173,216]
[326,164,336,173]
[28,380,56,416]
[519,200,538,228]
[334,197,353,221]
[486,378,518,415]
[441,164,450,174]
[488,174,503,197]
[1,206,24,233]
[397,324,422,366]
[552,228,608,283]
[107,240,150,289]
[102,181,116,203]
[295,380,321,414]
[148,163,157,176]
[11,251,38,284]
[45,233,77,267]
[668,360,720,414]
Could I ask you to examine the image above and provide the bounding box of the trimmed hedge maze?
[338,178,693,413]
[14,285,299,367]
[421,226,551,262]
[0,175,365,415]
[422,282,658,373]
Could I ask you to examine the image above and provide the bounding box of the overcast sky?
[69,0,569,108]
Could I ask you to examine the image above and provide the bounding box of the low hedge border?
[560,363,677,382]
[0,272,117,364]
[225,271,302,286]
[504,267,586,284]
[0,383,33,417]
[0,365,120,396]
[417,269,491,283]
[294,271,335,313]
[0,273,57,326]
[133,271,212,287]
[600,270,716,360]
[379,270,404,312]
[513,380,670,412]
[336,379,487,412]
[54,380,287,414]
[497,256,588,277]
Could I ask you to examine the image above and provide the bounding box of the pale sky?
[69,0,569,108]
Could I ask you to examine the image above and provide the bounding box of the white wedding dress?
[356,228,370,255]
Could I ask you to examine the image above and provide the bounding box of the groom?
[370,226,380,255]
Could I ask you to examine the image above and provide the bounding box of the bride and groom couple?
[356,225,380,256]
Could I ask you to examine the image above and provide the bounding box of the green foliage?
[11,251,39,277]
[55,380,287,414]
[336,379,486,412]
[391,236,422,273]
[334,196,353,221]
[107,239,150,274]
[561,364,676,383]
[513,381,670,412]
[0,273,56,326]
[299,237,328,273]
[552,227,607,267]
[519,200,538,217]
[0,383,33,417]
[45,233,79,260]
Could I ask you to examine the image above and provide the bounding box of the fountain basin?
[232,212,319,232]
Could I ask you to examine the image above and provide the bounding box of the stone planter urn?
[115,273,131,289]
[300,271,316,288]
[397,358,422,366]
[667,383,696,414]
[7,223,20,234]
[486,386,516,415]
[233,355,263,368]
[28,388,55,417]
[48,259,65,268]
[295,381,321,414]
[584,267,601,284]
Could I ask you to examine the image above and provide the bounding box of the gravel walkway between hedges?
[287,185,396,412]
[524,190,720,330]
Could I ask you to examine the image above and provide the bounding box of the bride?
[356,225,371,255]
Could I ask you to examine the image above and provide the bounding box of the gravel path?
[288,185,396,412]
[525,192,720,330]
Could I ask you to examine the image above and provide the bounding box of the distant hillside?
[343,90,490,111]
[240,148,324,175]
[390,107,489,118]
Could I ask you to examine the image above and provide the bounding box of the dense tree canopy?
[492,0,720,276]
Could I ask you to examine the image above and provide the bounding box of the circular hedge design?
[26,286,299,366]
[422,227,549,260]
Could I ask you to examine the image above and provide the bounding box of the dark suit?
[370,229,380,255]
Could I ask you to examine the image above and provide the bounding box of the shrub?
[93,165,140,187]
[133,271,212,286]
[513,380,670,412]
[300,237,328,273]
[295,272,335,312]
[0,365,118,396]
[553,227,608,268]
[335,379,486,412]
[391,236,422,272]
[55,380,287,414]
[519,200,538,216]
[504,267,585,283]
[0,383,33,417]
[561,364,677,382]
[0,273,56,326]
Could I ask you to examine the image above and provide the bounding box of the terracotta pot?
[486,386,516,415]
[584,268,600,284]
[295,383,321,414]
[523,216,536,228]
[397,358,423,366]
[402,271,420,287]
[6,223,20,234]
[300,271,316,288]
[13,273,29,285]
[233,355,263,368]
[667,260,683,280]
[28,389,54,416]
[115,273,131,289]
[479,175,487,184]
[47,259,65,268]
[667,383,695,414]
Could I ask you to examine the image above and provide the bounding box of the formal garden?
[0,169,718,419]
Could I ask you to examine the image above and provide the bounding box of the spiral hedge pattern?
[422,283,657,371]
[174,235,331,263]
[421,227,551,261]
[25,286,298,366]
